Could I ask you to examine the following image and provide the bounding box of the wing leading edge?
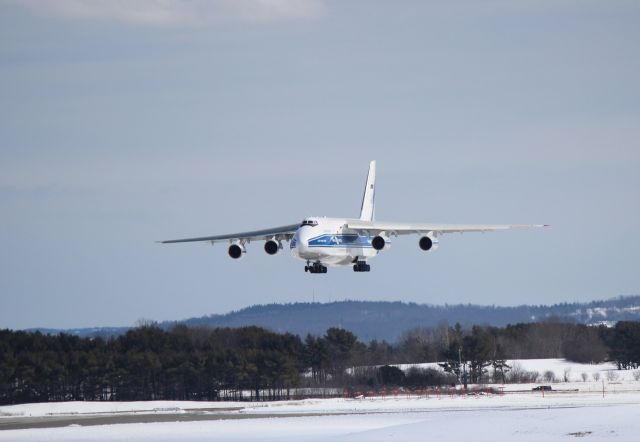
[160,223,299,244]
[346,220,548,236]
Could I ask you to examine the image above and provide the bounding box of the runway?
[0,409,334,431]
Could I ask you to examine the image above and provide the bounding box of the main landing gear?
[353,260,370,272]
[305,262,327,274]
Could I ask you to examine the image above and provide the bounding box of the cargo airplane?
[161,161,547,273]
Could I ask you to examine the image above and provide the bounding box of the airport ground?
[2,386,640,441]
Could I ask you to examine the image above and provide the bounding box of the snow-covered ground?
[501,358,637,384]
[1,398,639,441]
[2,389,640,419]
[391,358,640,394]
[397,358,638,383]
[1,359,639,441]
[0,400,243,418]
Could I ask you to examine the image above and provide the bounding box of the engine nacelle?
[371,235,386,251]
[228,243,244,259]
[419,234,439,252]
[264,240,279,255]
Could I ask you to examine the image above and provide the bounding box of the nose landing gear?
[305,261,327,274]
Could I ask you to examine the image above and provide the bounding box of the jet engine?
[264,240,279,255]
[419,234,439,252]
[371,236,386,251]
[228,243,244,259]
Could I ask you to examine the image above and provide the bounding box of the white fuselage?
[290,217,386,266]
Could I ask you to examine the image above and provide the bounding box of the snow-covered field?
[2,396,639,442]
[1,359,639,441]
[397,358,638,384]
[0,400,239,418]
[1,406,639,442]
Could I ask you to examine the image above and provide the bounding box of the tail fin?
[359,160,376,221]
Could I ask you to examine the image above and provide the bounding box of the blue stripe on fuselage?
[307,234,372,248]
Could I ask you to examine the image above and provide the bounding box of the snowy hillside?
[27,296,640,342]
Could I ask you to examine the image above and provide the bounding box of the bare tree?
[543,370,556,382]
[135,318,157,328]
[505,363,539,383]
[606,370,619,382]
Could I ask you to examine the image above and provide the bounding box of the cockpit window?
[300,219,318,227]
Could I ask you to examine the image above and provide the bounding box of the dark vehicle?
[532,386,552,391]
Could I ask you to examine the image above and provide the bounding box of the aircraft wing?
[345,220,548,236]
[160,223,299,244]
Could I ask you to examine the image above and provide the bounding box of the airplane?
[160,161,547,274]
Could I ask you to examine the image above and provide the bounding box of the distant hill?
[25,295,640,342]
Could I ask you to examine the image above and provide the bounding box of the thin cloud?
[6,0,325,26]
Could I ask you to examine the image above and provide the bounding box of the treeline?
[0,326,304,405]
[1,321,639,405]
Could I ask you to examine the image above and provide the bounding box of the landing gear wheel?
[353,261,370,272]
[307,262,327,274]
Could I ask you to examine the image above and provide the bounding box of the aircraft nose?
[296,228,311,248]
[291,228,309,257]
[296,230,306,246]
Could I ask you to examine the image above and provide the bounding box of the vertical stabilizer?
[359,161,376,221]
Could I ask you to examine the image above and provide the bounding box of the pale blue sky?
[1,0,639,329]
